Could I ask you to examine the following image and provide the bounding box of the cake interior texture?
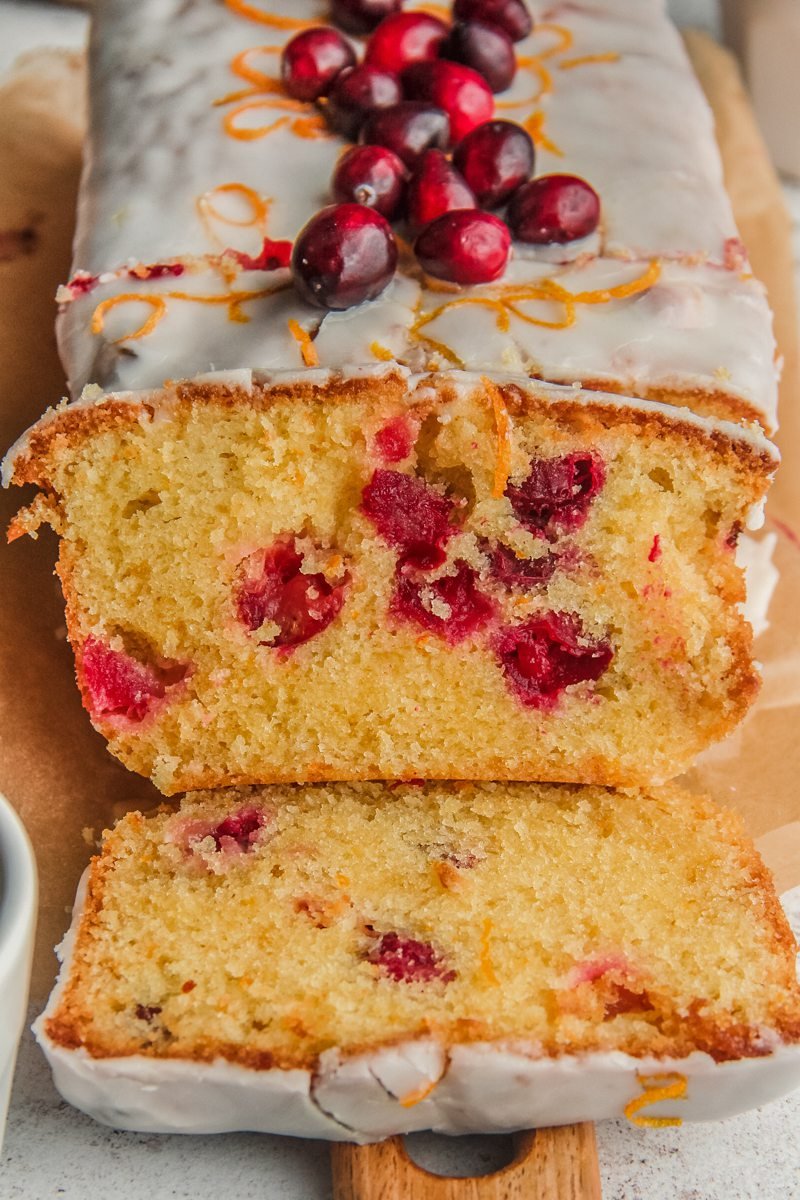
[45,781,800,1070]
[11,373,772,793]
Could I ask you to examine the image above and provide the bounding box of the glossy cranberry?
[373,415,417,463]
[234,537,348,648]
[211,807,267,852]
[367,932,456,983]
[494,612,613,709]
[291,204,397,309]
[281,27,356,102]
[406,149,476,234]
[332,145,407,220]
[393,558,495,643]
[480,538,558,589]
[508,174,601,244]
[443,20,516,93]
[403,61,494,144]
[453,119,534,208]
[81,636,188,723]
[365,11,448,74]
[415,209,510,284]
[361,101,450,168]
[505,452,605,536]
[331,0,401,35]
[453,0,532,43]
[362,468,456,559]
[325,64,402,139]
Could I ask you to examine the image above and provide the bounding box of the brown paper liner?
[0,39,797,1003]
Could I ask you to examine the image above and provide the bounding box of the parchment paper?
[0,36,797,1004]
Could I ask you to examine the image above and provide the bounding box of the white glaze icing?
[55,0,778,430]
[32,872,800,1142]
[737,532,779,638]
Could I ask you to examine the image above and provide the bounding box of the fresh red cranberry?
[453,120,534,208]
[393,558,495,642]
[234,536,348,649]
[494,612,613,708]
[362,468,456,559]
[443,20,516,93]
[453,0,532,42]
[403,61,494,144]
[361,101,450,168]
[331,0,401,35]
[505,453,605,537]
[291,204,397,309]
[325,64,403,139]
[406,149,476,234]
[332,145,407,221]
[373,415,417,463]
[480,538,558,589]
[415,210,510,284]
[508,174,601,244]
[81,636,188,723]
[367,931,456,983]
[281,27,356,102]
[209,807,267,852]
[365,12,448,74]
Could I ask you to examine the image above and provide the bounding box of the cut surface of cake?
[37,781,800,1140]
[5,371,775,793]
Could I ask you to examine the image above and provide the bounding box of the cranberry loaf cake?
[36,781,800,1140]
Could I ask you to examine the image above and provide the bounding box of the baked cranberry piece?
[81,636,188,724]
[325,64,403,140]
[453,0,532,43]
[443,20,516,93]
[331,0,401,35]
[393,558,495,642]
[281,27,356,102]
[234,536,348,649]
[494,611,613,708]
[291,204,397,309]
[508,174,601,244]
[373,415,417,463]
[480,538,558,589]
[365,12,449,74]
[403,61,494,144]
[135,1004,162,1022]
[232,238,293,272]
[406,149,476,234]
[361,101,450,168]
[367,931,456,983]
[210,807,267,852]
[415,210,511,284]
[332,145,407,220]
[505,452,605,537]
[362,468,456,560]
[453,120,534,208]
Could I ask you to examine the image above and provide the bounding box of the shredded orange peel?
[524,111,564,157]
[624,1072,687,1128]
[485,378,513,499]
[399,1078,439,1108]
[224,0,318,31]
[370,341,395,362]
[560,52,621,69]
[91,284,288,343]
[288,318,320,366]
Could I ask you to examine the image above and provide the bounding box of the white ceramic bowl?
[0,793,37,1153]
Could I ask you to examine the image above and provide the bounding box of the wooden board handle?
[331,1124,602,1200]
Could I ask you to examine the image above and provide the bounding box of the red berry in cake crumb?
[211,807,268,852]
[332,145,407,220]
[453,120,534,208]
[331,0,401,36]
[361,101,450,168]
[393,558,495,642]
[494,611,613,708]
[406,149,476,234]
[415,210,511,284]
[508,174,601,244]
[281,27,357,102]
[480,538,559,589]
[234,536,349,649]
[373,415,418,463]
[325,64,403,140]
[135,1004,162,1022]
[362,468,457,559]
[443,21,517,94]
[365,12,449,74]
[453,0,532,43]
[81,636,188,724]
[505,452,605,537]
[291,204,397,310]
[403,61,494,145]
[367,931,456,983]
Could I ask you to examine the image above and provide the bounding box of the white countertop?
[1,2,799,1196]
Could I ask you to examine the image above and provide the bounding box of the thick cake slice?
[36,781,800,1141]
[5,371,775,793]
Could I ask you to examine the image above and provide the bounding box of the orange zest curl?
[370,341,395,362]
[496,56,552,109]
[288,318,320,366]
[399,1078,439,1108]
[532,22,573,60]
[224,0,318,30]
[559,52,621,70]
[91,293,167,342]
[486,380,513,500]
[196,183,271,241]
[624,1073,687,1129]
[230,44,283,88]
[524,111,564,157]
[571,259,662,304]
